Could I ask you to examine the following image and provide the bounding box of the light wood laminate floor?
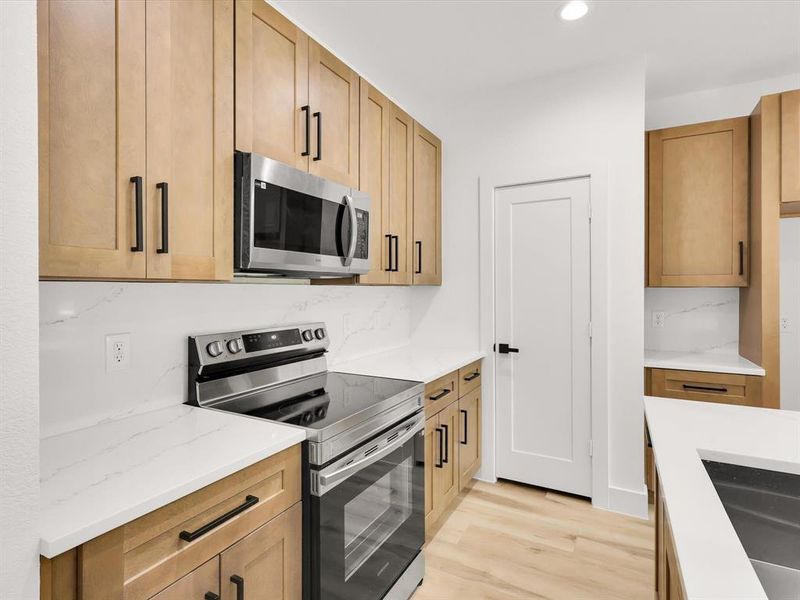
[414,480,654,600]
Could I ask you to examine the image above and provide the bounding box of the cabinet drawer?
[424,370,458,418]
[85,444,301,600]
[149,557,218,600]
[650,369,761,406]
[458,360,482,397]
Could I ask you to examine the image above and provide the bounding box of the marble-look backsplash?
[644,287,739,354]
[40,281,411,437]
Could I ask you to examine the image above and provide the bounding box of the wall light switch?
[106,333,131,372]
[652,311,666,329]
[781,316,792,333]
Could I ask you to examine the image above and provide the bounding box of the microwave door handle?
[342,194,357,267]
[317,417,424,493]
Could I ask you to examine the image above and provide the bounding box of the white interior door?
[494,177,592,497]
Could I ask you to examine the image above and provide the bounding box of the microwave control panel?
[355,209,369,259]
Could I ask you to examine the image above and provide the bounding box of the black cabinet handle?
[441,424,449,463]
[385,234,393,272]
[205,594,220,600]
[313,111,322,161]
[460,409,468,445]
[429,388,451,402]
[130,176,143,252]
[156,182,169,254]
[463,371,480,382]
[301,105,310,157]
[230,575,244,600]
[392,235,400,272]
[682,384,728,394]
[496,343,519,354]
[179,495,259,542]
[415,240,422,274]
[739,241,744,276]
[435,427,444,468]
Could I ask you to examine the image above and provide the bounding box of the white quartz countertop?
[331,346,486,383]
[40,404,305,558]
[644,349,765,376]
[644,396,800,599]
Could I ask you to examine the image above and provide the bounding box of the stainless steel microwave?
[234,152,370,277]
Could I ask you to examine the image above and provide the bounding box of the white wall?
[413,59,647,516]
[644,288,739,354]
[646,72,800,130]
[40,283,412,437]
[780,219,800,412]
[0,2,40,598]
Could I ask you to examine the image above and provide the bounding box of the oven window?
[253,181,347,257]
[343,455,413,581]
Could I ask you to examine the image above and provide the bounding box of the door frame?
[477,163,610,510]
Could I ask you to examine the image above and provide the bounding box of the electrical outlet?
[652,311,666,329]
[106,333,131,372]
[781,316,792,333]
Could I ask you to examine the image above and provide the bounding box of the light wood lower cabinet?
[39,445,301,600]
[655,473,686,600]
[424,360,482,530]
[150,557,219,600]
[647,117,749,287]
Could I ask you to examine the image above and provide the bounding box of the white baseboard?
[605,484,649,519]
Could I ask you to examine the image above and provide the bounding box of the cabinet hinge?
[588,439,593,457]
[588,203,592,223]
[588,321,593,340]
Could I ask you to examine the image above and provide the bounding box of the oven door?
[309,413,425,600]
[235,151,370,276]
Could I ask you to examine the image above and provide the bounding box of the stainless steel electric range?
[188,323,426,600]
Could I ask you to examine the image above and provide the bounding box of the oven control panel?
[190,322,329,366]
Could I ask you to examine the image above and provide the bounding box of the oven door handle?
[316,417,424,494]
[341,194,357,267]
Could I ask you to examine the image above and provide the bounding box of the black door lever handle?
[496,343,519,354]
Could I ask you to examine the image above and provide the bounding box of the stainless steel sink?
[703,460,800,600]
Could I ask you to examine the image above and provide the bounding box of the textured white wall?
[780,219,800,412]
[0,1,40,598]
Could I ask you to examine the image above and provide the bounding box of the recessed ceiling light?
[560,0,589,21]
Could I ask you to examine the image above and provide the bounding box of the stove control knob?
[314,328,326,340]
[315,406,327,419]
[226,339,243,354]
[301,412,313,424]
[206,341,223,358]
[302,329,314,342]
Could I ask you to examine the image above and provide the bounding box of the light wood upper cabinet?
[38,0,147,279]
[308,39,359,188]
[146,0,233,281]
[413,121,443,285]
[781,90,800,207]
[220,502,302,600]
[389,104,415,285]
[235,0,309,170]
[647,117,749,287]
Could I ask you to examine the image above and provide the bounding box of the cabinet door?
[235,0,309,170]
[412,121,442,285]
[357,80,390,284]
[423,415,438,524]
[434,401,459,511]
[146,0,233,281]
[220,503,302,600]
[308,39,359,188]
[389,104,414,285]
[458,389,481,491]
[149,557,219,600]
[781,90,800,205]
[648,117,748,287]
[38,0,146,279]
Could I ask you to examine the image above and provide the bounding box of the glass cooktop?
[242,371,422,431]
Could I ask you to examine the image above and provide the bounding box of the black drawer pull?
[205,594,220,600]
[301,105,310,157]
[682,384,728,394]
[441,424,449,463]
[435,427,444,468]
[460,409,468,445]
[313,111,322,161]
[415,240,422,274]
[392,235,400,272]
[130,176,143,252]
[179,495,259,542]
[463,371,480,382]
[156,182,169,254]
[230,575,244,600]
[385,234,393,272]
[429,388,451,401]
[739,241,744,276]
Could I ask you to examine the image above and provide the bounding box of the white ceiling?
[273,0,800,113]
